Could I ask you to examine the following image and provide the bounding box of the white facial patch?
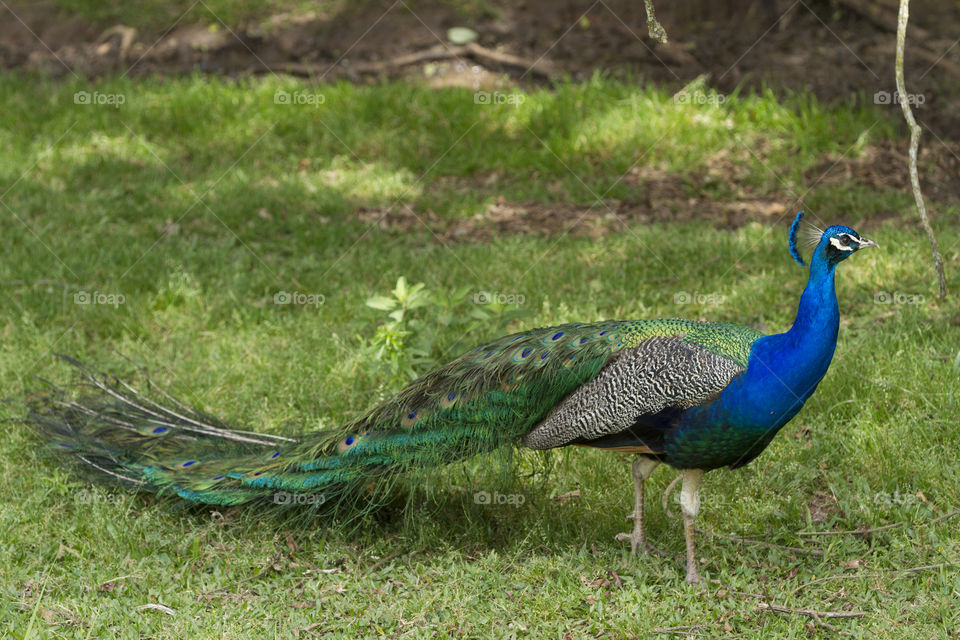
[829,234,857,252]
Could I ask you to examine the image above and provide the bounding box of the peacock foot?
[615,531,668,556]
[615,513,666,556]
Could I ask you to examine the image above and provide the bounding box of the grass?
[1,72,958,638]
[48,0,336,32]
[46,0,496,34]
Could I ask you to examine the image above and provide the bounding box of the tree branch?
[643,0,669,43]
[895,0,947,298]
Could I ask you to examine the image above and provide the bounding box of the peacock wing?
[520,322,763,453]
[313,319,762,462]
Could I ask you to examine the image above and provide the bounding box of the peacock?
[25,211,876,584]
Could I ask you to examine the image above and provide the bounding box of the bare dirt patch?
[806,140,960,206]
[355,191,787,244]
[3,0,958,134]
[808,492,845,525]
[354,139,959,242]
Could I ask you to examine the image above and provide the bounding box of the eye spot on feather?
[540,352,549,360]
[551,332,564,340]
[598,331,608,336]
[484,351,495,359]
[510,335,524,342]
[521,348,532,357]
[578,337,589,345]
[181,460,197,468]
[440,391,459,408]
[337,434,361,452]
[271,452,280,458]
[401,409,422,428]
[213,475,225,480]
[152,426,169,434]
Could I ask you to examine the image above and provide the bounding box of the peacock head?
[788,211,877,267]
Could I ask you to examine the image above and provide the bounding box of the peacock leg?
[615,457,660,555]
[679,468,705,585]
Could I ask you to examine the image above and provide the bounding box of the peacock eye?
[841,235,853,246]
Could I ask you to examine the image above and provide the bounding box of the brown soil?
[352,140,958,242]
[807,492,844,525]
[2,0,958,224]
[2,0,958,128]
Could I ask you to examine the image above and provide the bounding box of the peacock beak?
[857,237,878,249]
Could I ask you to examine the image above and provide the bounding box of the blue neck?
[665,245,843,469]
[692,247,840,432]
[785,253,839,346]
[737,246,839,423]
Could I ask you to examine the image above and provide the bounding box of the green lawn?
[48,0,492,34]
[1,73,959,638]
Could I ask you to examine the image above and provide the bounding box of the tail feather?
[26,321,641,510]
[25,357,515,510]
[26,357,308,504]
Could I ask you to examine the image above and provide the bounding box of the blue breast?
[663,257,840,470]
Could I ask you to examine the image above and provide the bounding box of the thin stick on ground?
[793,563,956,594]
[758,602,864,636]
[798,509,959,537]
[696,529,824,555]
[929,509,960,524]
[895,0,947,298]
[272,42,557,79]
[651,625,706,636]
[797,521,904,537]
[758,603,866,619]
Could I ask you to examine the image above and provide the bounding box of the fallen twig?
[651,625,706,636]
[272,42,557,80]
[797,522,903,537]
[758,602,865,619]
[901,562,954,573]
[798,509,959,538]
[137,603,175,616]
[793,562,956,594]
[929,509,960,525]
[758,602,864,635]
[697,529,824,555]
